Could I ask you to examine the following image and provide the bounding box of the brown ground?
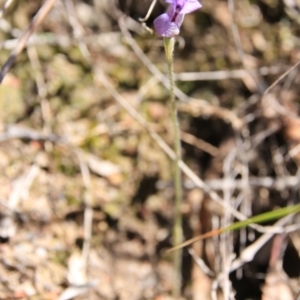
[0,0,299,299]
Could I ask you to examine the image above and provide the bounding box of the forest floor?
[0,0,300,299]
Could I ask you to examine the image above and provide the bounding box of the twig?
[76,151,93,264]
[27,45,53,152]
[139,0,157,22]
[230,214,294,272]
[0,32,122,50]
[180,131,219,156]
[0,0,58,83]
[175,66,283,81]
[236,132,252,281]
[177,100,242,130]
[186,176,300,191]
[118,16,206,104]
[228,0,266,93]
[93,68,275,234]
[0,0,15,19]
[263,60,300,96]
[188,248,215,277]
[8,164,40,210]
[220,149,236,299]
[156,175,300,191]
[0,124,61,143]
[139,0,157,33]
[64,0,91,62]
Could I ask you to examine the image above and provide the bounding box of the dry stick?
[188,248,215,277]
[77,151,93,264]
[0,0,58,83]
[139,67,282,101]
[94,68,278,234]
[63,0,93,274]
[220,150,237,300]
[138,0,157,33]
[139,0,157,22]
[0,124,61,143]
[223,149,239,299]
[230,214,295,272]
[3,163,40,239]
[118,16,204,104]
[119,15,243,129]
[64,0,91,63]
[235,133,252,280]
[228,0,266,93]
[0,0,15,18]
[226,1,266,291]
[263,60,300,96]
[27,46,53,152]
[190,176,300,191]
[175,66,283,81]
[227,1,300,98]
[27,47,47,99]
[8,164,40,210]
[180,131,219,156]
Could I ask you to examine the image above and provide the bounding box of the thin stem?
[139,0,157,22]
[138,0,157,33]
[164,37,183,299]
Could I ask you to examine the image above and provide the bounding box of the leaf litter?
[0,0,299,299]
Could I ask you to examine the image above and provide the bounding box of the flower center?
[171,4,182,22]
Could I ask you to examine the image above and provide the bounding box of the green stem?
[164,37,183,299]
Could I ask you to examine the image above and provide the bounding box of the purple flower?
[153,0,202,38]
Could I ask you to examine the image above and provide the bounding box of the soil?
[0,0,299,299]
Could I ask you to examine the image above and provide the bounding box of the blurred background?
[0,0,300,299]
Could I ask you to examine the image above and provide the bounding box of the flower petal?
[179,0,202,14]
[166,4,175,18]
[175,14,185,27]
[176,0,187,7]
[153,13,180,37]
